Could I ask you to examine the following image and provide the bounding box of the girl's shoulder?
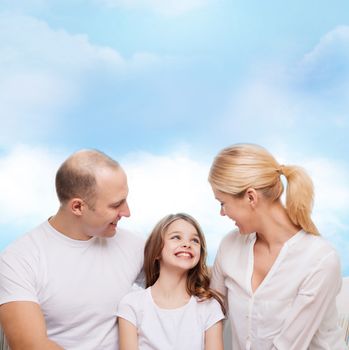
[194,296,224,312]
[193,297,225,325]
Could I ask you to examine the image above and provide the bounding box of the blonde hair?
[144,213,226,313]
[209,144,319,235]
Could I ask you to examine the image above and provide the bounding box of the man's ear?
[245,188,258,208]
[70,198,84,216]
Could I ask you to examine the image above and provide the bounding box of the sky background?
[0,0,348,275]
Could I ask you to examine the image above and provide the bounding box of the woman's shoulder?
[295,231,341,270]
[219,229,254,250]
[300,231,339,256]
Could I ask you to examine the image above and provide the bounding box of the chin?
[239,228,253,235]
[102,227,117,237]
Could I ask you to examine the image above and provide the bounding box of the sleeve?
[0,245,39,305]
[272,251,342,350]
[203,298,225,331]
[210,240,228,298]
[116,292,139,327]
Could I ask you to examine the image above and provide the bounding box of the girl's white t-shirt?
[117,287,225,350]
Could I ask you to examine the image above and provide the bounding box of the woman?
[208,143,346,350]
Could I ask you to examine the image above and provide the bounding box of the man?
[0,149,144,349]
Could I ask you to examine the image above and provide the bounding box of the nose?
[120,201,131,218]
[181,240,191,248]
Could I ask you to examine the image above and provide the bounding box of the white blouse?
[211,230,347,350]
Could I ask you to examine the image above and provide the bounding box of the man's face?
[82,167,130,238]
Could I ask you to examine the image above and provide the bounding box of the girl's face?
[160,219,201,272]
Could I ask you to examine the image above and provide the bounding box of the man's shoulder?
[113,227,145,246]
[1,221,48,257]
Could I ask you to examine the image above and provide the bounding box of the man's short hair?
[55,149,120,208]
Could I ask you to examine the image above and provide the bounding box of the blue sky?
[0,0,348,275]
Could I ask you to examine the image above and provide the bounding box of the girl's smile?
[160,219,201,270]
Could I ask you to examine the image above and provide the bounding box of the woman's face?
[213,188,256,234]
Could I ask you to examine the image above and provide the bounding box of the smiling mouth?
[175,252,193,258]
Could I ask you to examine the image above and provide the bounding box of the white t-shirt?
[117,287,225,350]
[211,229,347,350]
[0,220,144,350]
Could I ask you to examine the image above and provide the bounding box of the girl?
[117,213,225,350]
[209,143,346,350]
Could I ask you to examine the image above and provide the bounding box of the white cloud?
[0,145,61,229]
[226,27,349,237]
[225,78,297,132]
[121,151,231,259]
[302,26,349,69]
[0,13,164,147]
[221,25,349,149]
[96,0,208,16]
[297,25,349,93]
[1,146,348,265]
[0,146,232,259]
[0,13,121,146]
[307,158,349,234]
[0,14,125,72]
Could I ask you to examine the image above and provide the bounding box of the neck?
[256,201,300,250]
[151,267,190,309]
[49,207,91,241]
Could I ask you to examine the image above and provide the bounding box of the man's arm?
[0,301,64,350]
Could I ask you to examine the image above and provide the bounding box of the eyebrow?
[110,199,126,207]
[166,230,200,238]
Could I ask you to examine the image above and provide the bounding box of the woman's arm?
[118,317,138,350]
[205,320,224,350]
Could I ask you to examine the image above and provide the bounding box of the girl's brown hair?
[209,143,319,235]
[144,213,226,313]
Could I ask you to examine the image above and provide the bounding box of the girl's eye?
[192,238,200,244]
[171,235,180,240]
